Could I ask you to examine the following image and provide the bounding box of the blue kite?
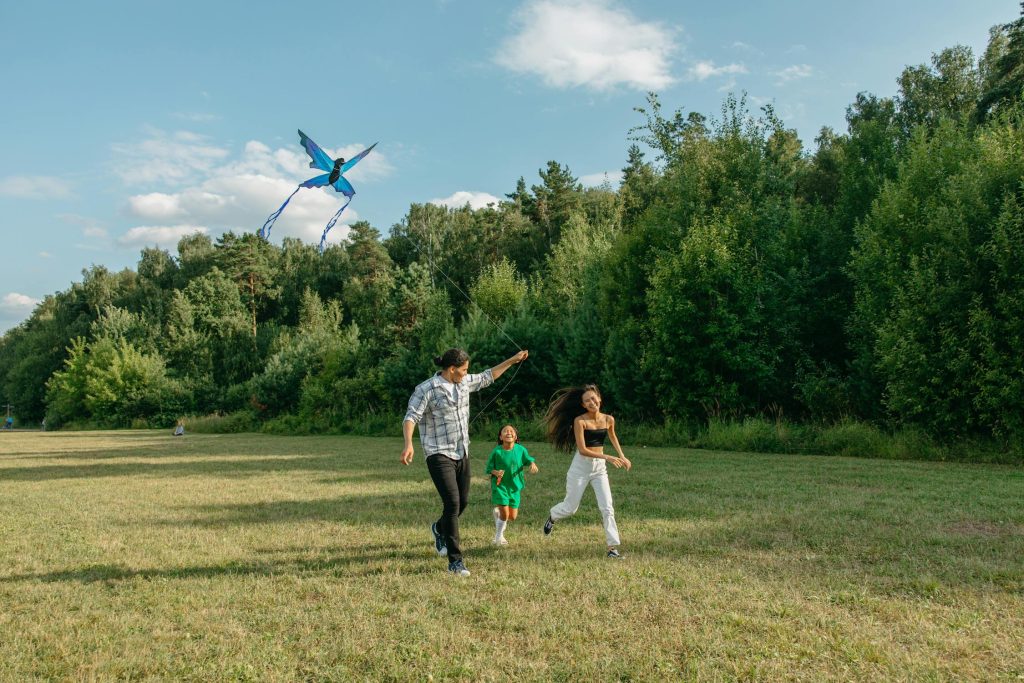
[258,130,377,252]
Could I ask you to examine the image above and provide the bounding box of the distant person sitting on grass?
[401,346,529,578]
[173,420,185,437]
[486,423,538,546]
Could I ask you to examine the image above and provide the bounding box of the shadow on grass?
[149,489,444,528]
[0,545,444,585]
[0,454,398,482]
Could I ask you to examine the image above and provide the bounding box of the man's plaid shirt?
[403,369,494,460]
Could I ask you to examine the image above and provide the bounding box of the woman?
[543,384,631,558]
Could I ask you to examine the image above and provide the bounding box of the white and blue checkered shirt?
[403,369,494,460]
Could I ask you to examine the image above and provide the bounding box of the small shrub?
[814,419,889,458]
[183,411,258,434]
[697,417,797,454]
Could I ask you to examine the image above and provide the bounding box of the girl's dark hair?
[544,384,601,453]
[433,348,469,369]
[496,424,519,444]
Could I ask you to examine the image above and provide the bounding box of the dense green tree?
[976,4,1024,122]
[619,144,658,229]
[896,46,980,135]
[175,232,217,286]
[530,161,583,255]
[218,232,281,341]
[851,108,1024,436]
[469,258,527,323]
[345,221,396,344]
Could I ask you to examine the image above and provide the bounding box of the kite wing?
[300,172,333,189]
[298,130,334,172]
[332,175,355,197]
[338,142,378,174]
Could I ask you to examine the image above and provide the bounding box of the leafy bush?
[183,411,259,434]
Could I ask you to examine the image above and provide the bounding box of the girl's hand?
[528,462,538,474]
[493,469,504,485]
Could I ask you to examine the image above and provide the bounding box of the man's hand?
[400,445,414,465]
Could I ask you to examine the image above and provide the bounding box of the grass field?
[1,431,1022,681]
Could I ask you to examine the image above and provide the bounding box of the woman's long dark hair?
[544,384,600,453]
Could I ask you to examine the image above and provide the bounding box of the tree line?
[2,7,1023,449]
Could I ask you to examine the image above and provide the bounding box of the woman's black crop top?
[583,428,608,447]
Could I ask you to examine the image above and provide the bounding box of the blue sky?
[0,0,1017,332]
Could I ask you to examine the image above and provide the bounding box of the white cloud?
[119,133,388,246]
[173,112,220,122]
[39,251,53,258]
[0,292,40,313]
[429,191,501,210]
[117,225,209,249]
[0,175,73,199]
[687,60,747,82]
[729,41,758,53]
[496,0,677,91]
[127,192,185,221]
[57,213,109,239]
[83,226,109,239]
[111,129,230,186]
[774,64,813,84]
[579,171,623,187]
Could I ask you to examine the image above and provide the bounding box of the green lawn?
[1,431,1022,681]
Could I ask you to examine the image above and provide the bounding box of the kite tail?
[318,197,353,253]
[258,186,301,240]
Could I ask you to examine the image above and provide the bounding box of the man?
[401,347,529,577]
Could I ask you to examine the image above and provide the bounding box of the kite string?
[392,225,525,426]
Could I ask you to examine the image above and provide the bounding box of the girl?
[486,424,538,545]
[542,384,631,558]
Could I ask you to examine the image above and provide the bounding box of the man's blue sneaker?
[448,559,471,577]
[431,522,447,557]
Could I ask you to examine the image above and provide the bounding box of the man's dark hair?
[434,348,470,369]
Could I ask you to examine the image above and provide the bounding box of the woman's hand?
[620,456,632,471]
[608,456,624,469]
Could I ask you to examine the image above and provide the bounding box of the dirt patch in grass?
[945,520,1023,537]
